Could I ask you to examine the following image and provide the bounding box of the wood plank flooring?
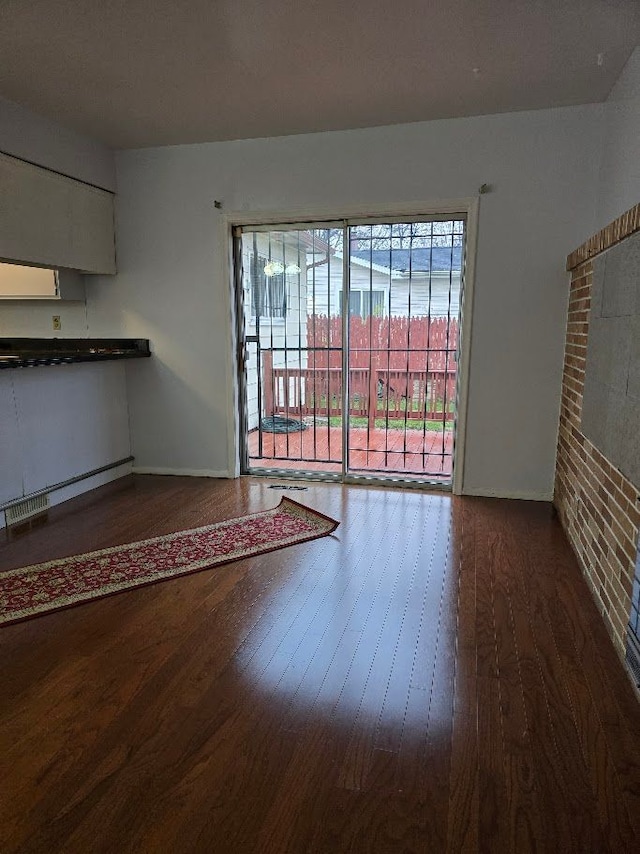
[1,475,639,853]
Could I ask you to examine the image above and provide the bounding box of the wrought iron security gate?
[234,216,466,486]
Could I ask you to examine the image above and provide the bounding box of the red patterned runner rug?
[0,497,339,627]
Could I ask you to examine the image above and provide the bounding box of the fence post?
[262,349,274,416]
[368,351,378,431]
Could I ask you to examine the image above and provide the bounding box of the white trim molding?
[223,197,479,490]
[224,198,477,229]
[462,486,554,502]
[0,462,133,531]
[132,467,231,478]
[452,196,479,496]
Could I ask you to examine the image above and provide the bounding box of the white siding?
[388,274,461,318]
[241,233,308,429]
[308,259,460,318]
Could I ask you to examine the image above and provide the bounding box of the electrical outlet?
[52,315,61,331]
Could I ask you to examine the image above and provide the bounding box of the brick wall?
[555,203,640,657]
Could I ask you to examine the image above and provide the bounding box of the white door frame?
[223,197,478,495]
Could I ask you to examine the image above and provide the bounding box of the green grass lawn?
[306,393,455,431]
[328,416,452,431]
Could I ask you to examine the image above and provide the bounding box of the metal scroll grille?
[242,227,344,475]
[344,220,463,480]
[238,218,464,484]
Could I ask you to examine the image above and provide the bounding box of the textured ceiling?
[0,0,638,149]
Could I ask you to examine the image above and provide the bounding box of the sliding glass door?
[234,215,465,487]
[236,224,345,475]
[344,219,463,481]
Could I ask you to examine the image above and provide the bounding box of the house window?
[339,289,386,317]
[247,254,287,318]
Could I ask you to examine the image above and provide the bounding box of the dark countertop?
[0,338,151,369]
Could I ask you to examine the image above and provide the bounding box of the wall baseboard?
[0,462,133,530]
[462,486,554,502]
[131,466,231,478]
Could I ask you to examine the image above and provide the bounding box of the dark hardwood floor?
[1,475,639,853]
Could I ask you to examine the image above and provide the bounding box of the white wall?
[0,301,90,338]
[87,104,603,498]
[0,95,116,191]
[0,363,132,527]
[0,100,130,514]
[596,46,640,230]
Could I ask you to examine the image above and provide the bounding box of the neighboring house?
[241,231,317,430]
[307,245,462,319]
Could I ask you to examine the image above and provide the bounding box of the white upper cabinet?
[0,153,116,274]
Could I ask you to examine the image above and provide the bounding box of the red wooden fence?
[263,315,458,427]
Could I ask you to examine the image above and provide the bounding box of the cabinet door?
[0,153,116,274]
[68,181,116,274]
[0,374,24,504]
[1,155,71,267]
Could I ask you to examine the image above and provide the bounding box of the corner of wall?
[0,95,116,191]
[554,205,640,661]
[594,47,640,231]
